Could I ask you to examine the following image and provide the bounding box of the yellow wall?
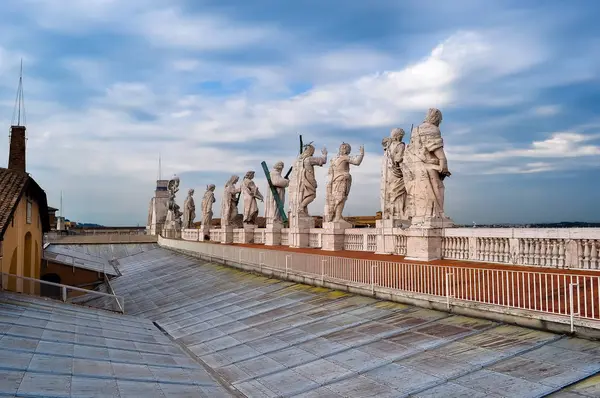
[1,193,43,293]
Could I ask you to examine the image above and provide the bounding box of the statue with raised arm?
[381,128,407,220]
[265,161,289,225]
[242,171,264,225]
[289,143,328,218]
[403,108,452,224]
[182,189,196,229]
[324,143,364,223]
[201,184,216,226]
[221,175,241,227]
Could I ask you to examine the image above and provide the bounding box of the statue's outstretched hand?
[359,145,365,154]
[322,147,328,156]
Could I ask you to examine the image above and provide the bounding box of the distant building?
[147,179,169,235]
[47,206,58,230]
[0,124,50,293]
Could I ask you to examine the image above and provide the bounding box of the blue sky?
[1,0,599,226]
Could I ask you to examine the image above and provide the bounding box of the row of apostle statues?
[165,108,453,234]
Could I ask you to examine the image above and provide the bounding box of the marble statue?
[182,189,196,229]
[163,175,182,235]
[402,108,452,224]
[265,161,289,225]
[381,128,407,220]
[288,143,328,218]
[242,171,264,225]
[221,175,241,227]
[324,143,364,223]
[201,184,216,226]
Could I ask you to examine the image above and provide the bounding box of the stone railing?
[308,229,322,248]
[181,229,199,242]
[343,229,378,252]
[209,229,221,242]
[443,228,600,269]
[233,229,243,244]
[254,228,266,244]
[180,227,600,270]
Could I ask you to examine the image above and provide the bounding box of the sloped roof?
[105,248,600,397]
[43,244,121,277]
[0,290,233,396]
[0,168,50,239]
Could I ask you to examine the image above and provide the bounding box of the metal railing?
[162,238,600,332]
[0,272,125,313]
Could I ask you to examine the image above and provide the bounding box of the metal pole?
[446,271,453,309]
[61,286,67,302]
[321,260,326,283]
[285,255,291,277]
[371,265,378,295]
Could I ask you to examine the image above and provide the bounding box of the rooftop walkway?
[107,247,600,397]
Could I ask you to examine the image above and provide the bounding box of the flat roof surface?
[0,290,233,397]
[107,247,600,397]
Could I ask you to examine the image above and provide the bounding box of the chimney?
[8,125,26,172]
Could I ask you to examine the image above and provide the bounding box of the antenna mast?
[158,153,162,180]
[11,59,26,128]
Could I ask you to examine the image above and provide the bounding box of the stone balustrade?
[181,227,600,270]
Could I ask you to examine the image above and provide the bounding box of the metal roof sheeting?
[0,291,233,397]
[106,248,600,397]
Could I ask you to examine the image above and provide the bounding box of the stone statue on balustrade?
[324,142,364,225]
[265,161,289,226]
[221,175,241,227]
[182,189,196,229]
[242,171,264,225]
[201,184,216,227]
[381,128,408,221]
[402,108,453,228]
[288,143,328,221]
[162,175,183,236]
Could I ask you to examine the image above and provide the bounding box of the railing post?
[446,271,454,309]
[259,252,264,272]
[321,260,326,283]
[569,278,579,333]
[61,286,67,302]
[371,265,378,295]
[285,255,291,277]
[239,249,243,265]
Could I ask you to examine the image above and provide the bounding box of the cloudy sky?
[1,0,599,226]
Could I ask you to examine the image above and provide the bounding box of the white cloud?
[533,105,561,116]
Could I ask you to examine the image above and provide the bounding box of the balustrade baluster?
[591,240,599,270]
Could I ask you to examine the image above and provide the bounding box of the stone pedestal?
[322,220,352,251]
[265,222,283,246]
[289,216,315,248]
[404,216,453,261]
[375,219,406,254]
[405,227,443,261]
[240,224,256,244]
[199,224,210,241]
[220,226,234,244]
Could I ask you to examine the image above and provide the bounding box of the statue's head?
[339,142,351,155]
[424,108,443,126]
[244,171,255,180]
[391,128,405,141]
[207,184,216,191]
[188,188,194,196]
[226,175,239,186]
[302,143,315,157]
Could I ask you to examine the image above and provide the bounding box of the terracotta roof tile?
[0,167,50,238]
[0,168,29,238]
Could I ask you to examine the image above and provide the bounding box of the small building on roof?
[0,124,50,293]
